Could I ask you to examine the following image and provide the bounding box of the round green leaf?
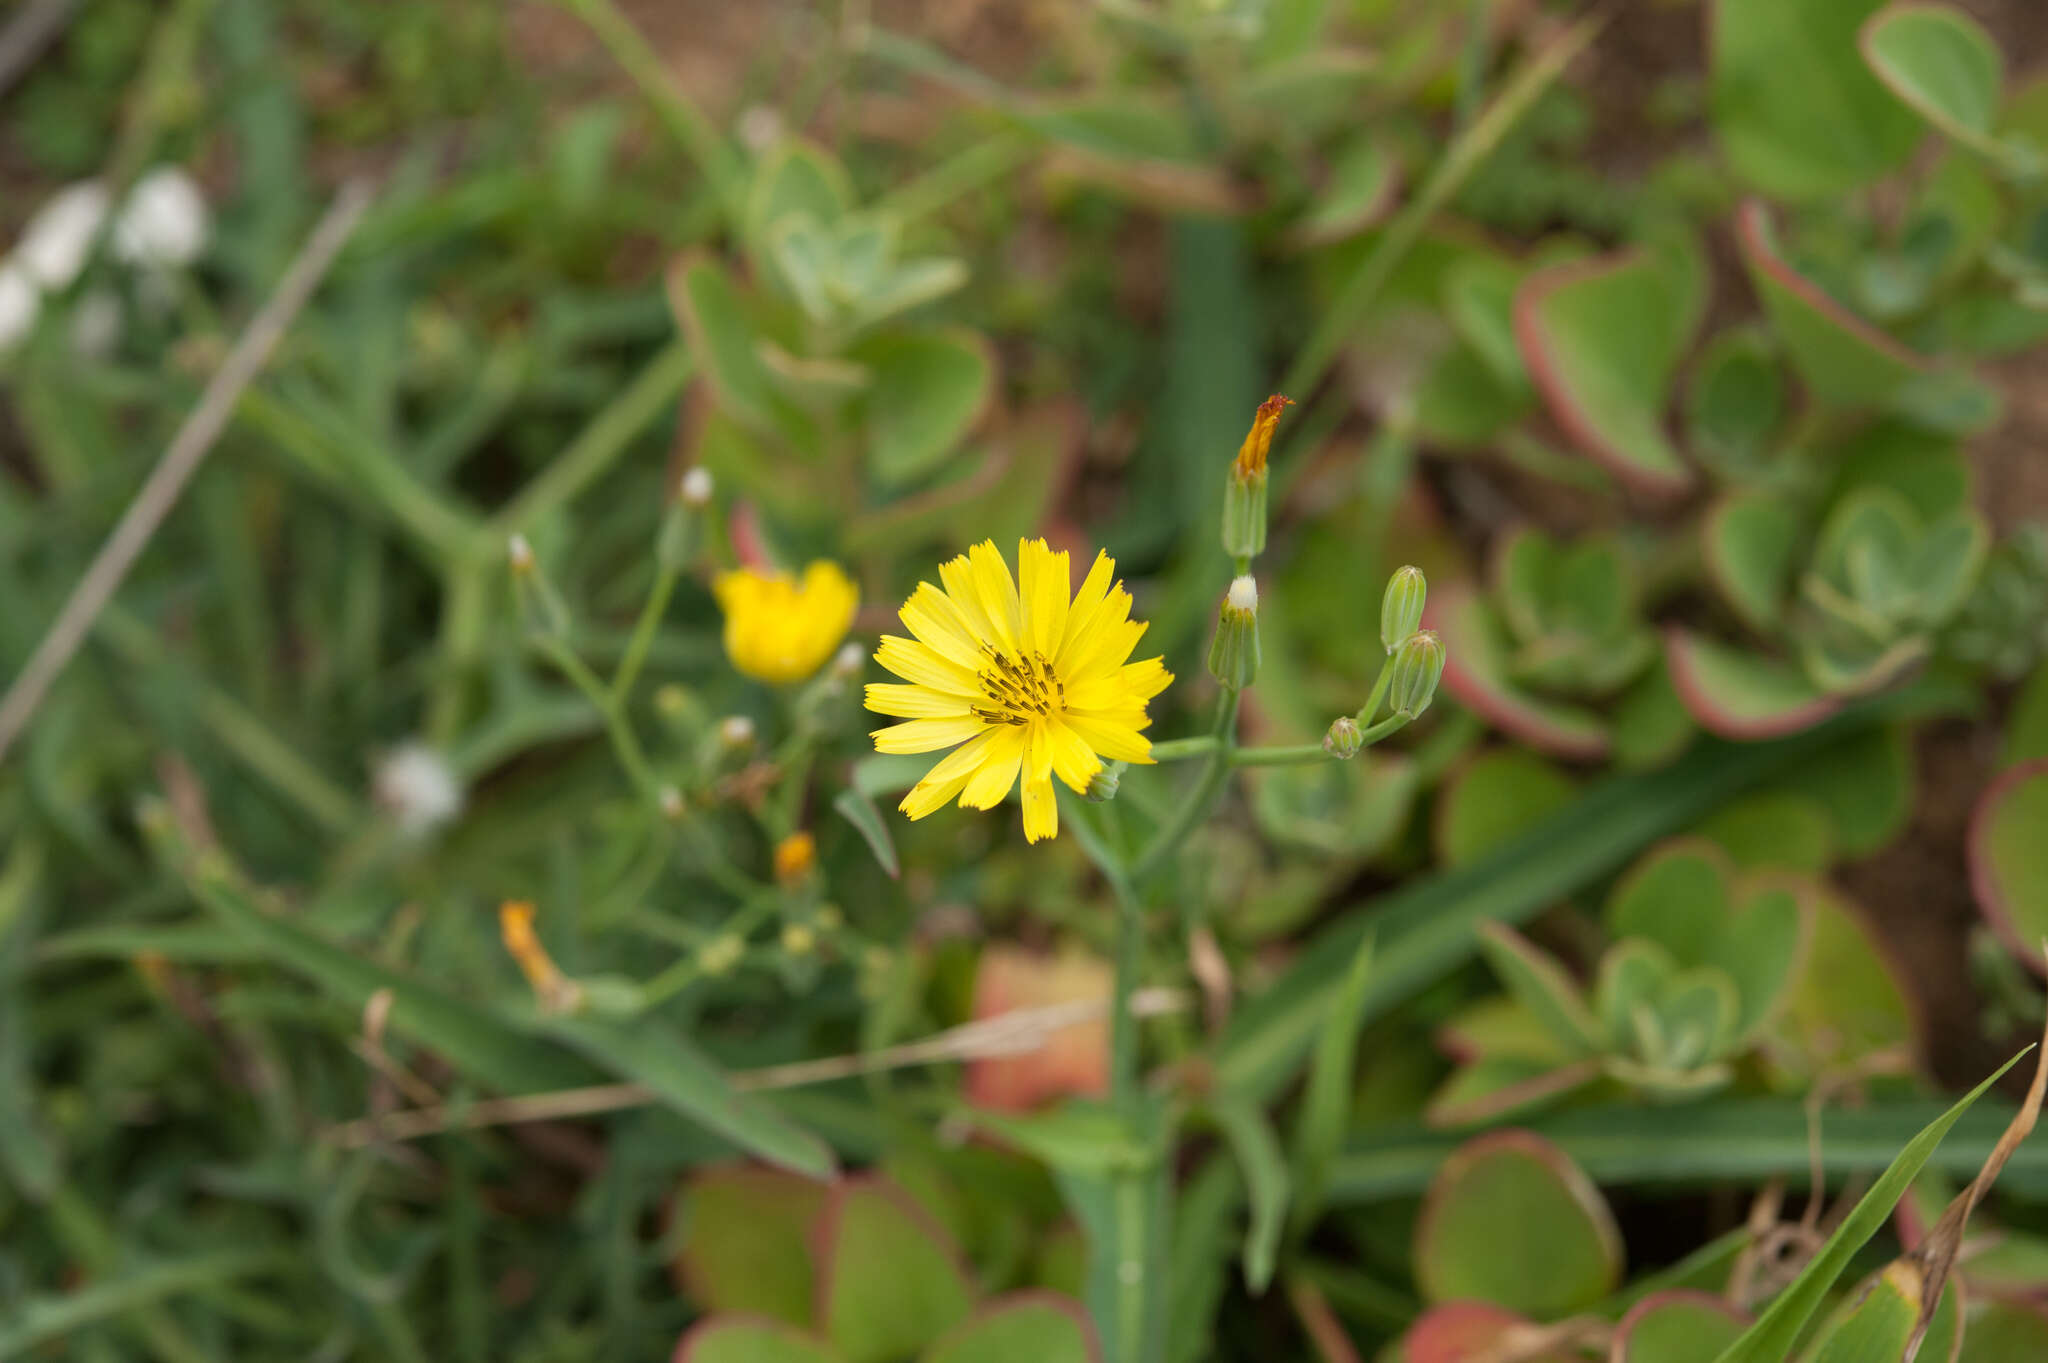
[918,1293,1099,1363]
[1704,492,1803,633]
[1433,748,1578,867]
[1515,252,1696,496]
[1612,657,1698,772]
[1969,757,2048,978]
[815,1178,975,1363]
[1686,327,1788,475]
[1664,628,1842,741]
[1861,5,2004,144]
[677,1319,845,1363]
[1427,585,1611,761]
[1768,889,1918,1079]
[1776,725,1914,858]
[1712,0,1924,199]
[1414,1131,1623,1317]
[1695,792,1837,873]
[854,329,994,487]
[1612,1289,1748,1363]
[674,1167,831,1327]
[1736,202,1928,408]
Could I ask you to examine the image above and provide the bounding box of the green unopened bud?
[1323,716,1363,759]
[697,933,744,976]
[1222,464,1268,561]
[1388,629,1445,719]
[1084,759,1127,802]
[780,922,816,956]
[508,535,571,638]
[1381,565,1427,653]
[1207,576,1261,691]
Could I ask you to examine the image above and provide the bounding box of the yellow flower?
[713,561,859,684]
[773,830,817,885]
[865,538,1172,843]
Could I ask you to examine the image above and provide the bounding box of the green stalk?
[610,563,680,705]
[1130,690,1241,883]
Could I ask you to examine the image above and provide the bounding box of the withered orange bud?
[1232,394,1293,478]
[773,831,817,886]
[499,900,579,1013]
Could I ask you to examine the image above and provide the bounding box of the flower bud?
[1323,715,1363,759]
[508,535,570,638]
[717,715,756,749]
[1084,759,1127,802]
[1207,576,1261,691]
[1381,565,1427,654]
[697,933,744,976]
[658,786,685,820]
[780,922,816,956]
[1222,395,1291,561]
[679,466,714,508]
[1387,629,1445,720]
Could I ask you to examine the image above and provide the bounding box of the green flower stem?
[1109,875,1145,1128]
[1148,735,1220,762]
[532,634,659,802]
[1355,656,1394,724]
[1130,690,1241,883]
[1228,743,1328,768]
[610,562,680,705]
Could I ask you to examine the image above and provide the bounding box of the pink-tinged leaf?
[1735,201,1928,407]
[1702,492,1802,635]
[1399,1302,1582,1363]
[1664,628,1843,740]
[1968,758,2048,978]
[1425,584,1610,761]
[812,1177,975,1363]
[1515,251,1696,496]
[964,946,1112,1112]
[673,1317,844,1363]
[1611,1290,1748,1363]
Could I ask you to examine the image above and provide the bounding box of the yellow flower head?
[866,539,1172,844]
[1232,393,1293,479]
[773,830,817,885]
[713,561,859,685]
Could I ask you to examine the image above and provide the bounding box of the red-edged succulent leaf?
[673,1317,844,1363]
[1703,491,1803,634]
[1735,200,1929,407]
[1400,1301,1582,1363]
[1664,628,1843,740]
[1414,1130,1623,1317]
[1515,251,1697,496]
[1426,583,1611,761]
[812,1177,975,1363]
[1610,1289,1748,1363]
[672,1166,831,1327]
[1968,758,2048,978]
[917,1292,1101,1363]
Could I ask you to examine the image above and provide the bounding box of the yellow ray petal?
[1021,776,1058,843]
[872,714,988,754]
[960,724,1025,809]
[875,635,980,694]
[1017,537,1071,660]
[864,682,975,719]
[964,539,1024,656]
[899,582,986,671]
[1065,714,1155,765]
[900,729,999,819]
[1046,720,1104,793]
[938,553,1001,650]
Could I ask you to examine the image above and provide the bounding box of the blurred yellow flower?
[713,561,859,684]
[773,830,817,884]
[866,538,1171,843]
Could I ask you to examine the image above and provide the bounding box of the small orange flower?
[773,831,817,885]
[499,900,579,1013]
[1232,394,1293,479]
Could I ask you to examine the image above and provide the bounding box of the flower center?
[972,644,1064,726]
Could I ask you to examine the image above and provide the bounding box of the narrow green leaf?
[0,1252,273,1355]
[1710,1049,2030,1363]
[1290,932,1375,1228]
[833,786,900,879]
[1210,1098,1289,1294]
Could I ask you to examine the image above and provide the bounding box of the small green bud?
[1381,565,1427,653]
[508,535,571,638]
[1323,715,1363,759]
[1207,576,1261,691]
[780,922,816,956]
[697,933,744,976]
[1084,759,1127,802]
[1221,465,1268,561]
[1387,628,1445,719]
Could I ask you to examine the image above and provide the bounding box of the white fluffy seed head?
[113,168,209,269]
[0,265,39,351]
[372,743,465,838]
[679,466,714,507]
[16,181,110,290]
[1227,574,1258,613]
